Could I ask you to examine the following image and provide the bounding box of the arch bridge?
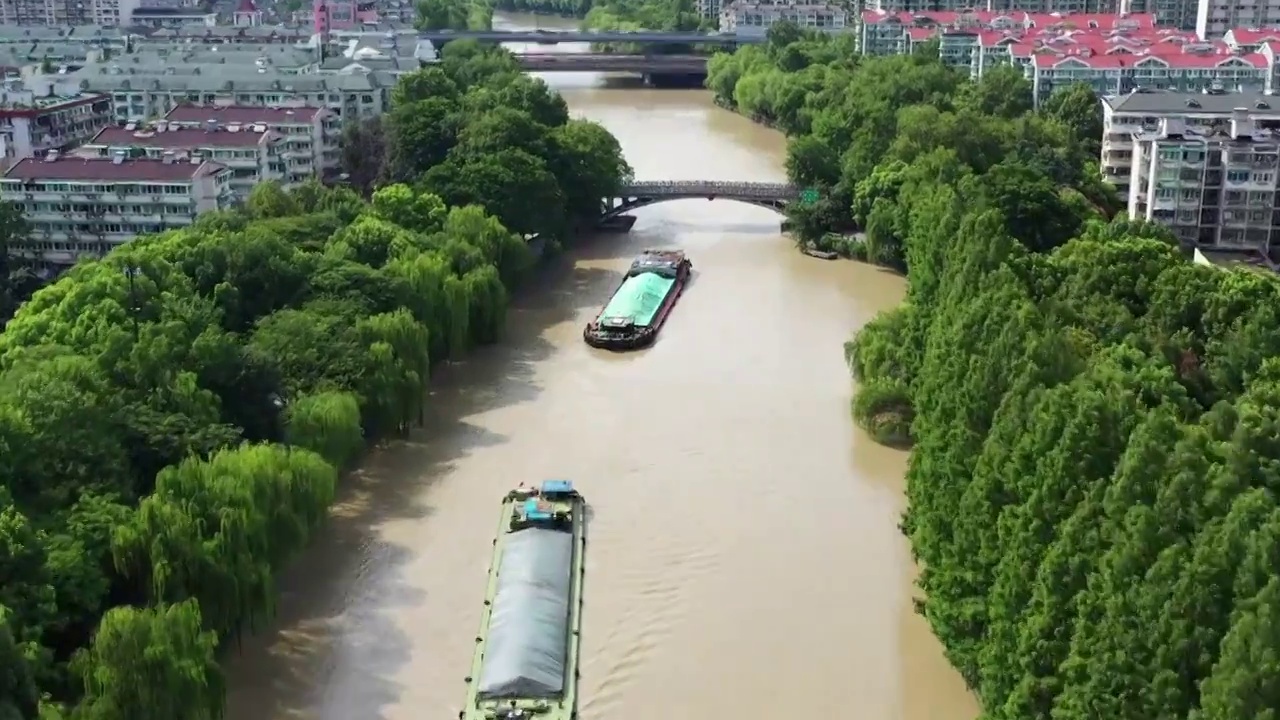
[603,181,798,219]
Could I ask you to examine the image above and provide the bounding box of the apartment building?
[70,64,397,124]
[1102,89,1280,196]
[1128,112,1280,249]
[0,152,231,268]
[76,121,284,198]
[0,77,112,166]
[0,0,141,26]
[720,1,849,37]
[164,103,336,179]
[1197,0,1280,40]
[1023,39,1274,106]
[129,5,217,26]
[0,24,128,53]
[697,0,722,20]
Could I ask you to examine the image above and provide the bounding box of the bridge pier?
[642,72,708,88]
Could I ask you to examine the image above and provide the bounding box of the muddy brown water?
[221,14,978,720]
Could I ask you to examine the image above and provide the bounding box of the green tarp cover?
[599,272,675,327]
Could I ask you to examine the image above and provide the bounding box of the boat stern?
[583,315,654,350]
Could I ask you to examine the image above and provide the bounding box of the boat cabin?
[507,480,577,533]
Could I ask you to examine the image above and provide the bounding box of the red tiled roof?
[3,157,226,182]
[1026,48,1268,70]
[90,126,276,148]
[861,9,1157,31]
[236,0,257,12]
[1225,28,1280,45]
[164,104,325,125]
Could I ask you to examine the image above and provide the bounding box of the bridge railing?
[619,181,798,199]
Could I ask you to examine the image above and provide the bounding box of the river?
[221,12,978,720]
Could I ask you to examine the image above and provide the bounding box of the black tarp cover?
[477,527,574,699]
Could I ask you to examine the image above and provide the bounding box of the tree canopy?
[722,25,1280,720]
[415,0,493,31]
[493,0,592,17]
[376,45,631,244]
[0,44,629,720]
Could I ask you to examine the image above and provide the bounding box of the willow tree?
[285,391,364,469]
[112,445,336,639]
[71,601,221,720]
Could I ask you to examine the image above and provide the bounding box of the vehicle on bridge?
[584,249,692,351]
[461,480,587,720]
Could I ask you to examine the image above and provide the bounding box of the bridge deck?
[618,181,797,200]
[517,54,709,73]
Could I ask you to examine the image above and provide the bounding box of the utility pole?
[122,265,140,341]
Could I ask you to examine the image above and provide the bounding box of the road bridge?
[603,181,798,219]
[517,53,708,73]
[419,29,762,45]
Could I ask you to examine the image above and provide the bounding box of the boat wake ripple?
[581,542,720,718]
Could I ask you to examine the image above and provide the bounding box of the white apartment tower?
[1197,0,1280,39]
[0,0,140,25]
[1128,112,1280,249]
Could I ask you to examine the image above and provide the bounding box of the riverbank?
[0,41,640,717]
[706,26,1279,720]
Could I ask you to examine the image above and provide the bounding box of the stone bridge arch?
[601,181,798,220]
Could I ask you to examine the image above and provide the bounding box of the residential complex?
[0,18,433,268]
[1127,112,1279,250]
[856,0,1235,34]
[0,152,232,268]
[860,10,1280,105]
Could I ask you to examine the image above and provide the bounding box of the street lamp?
[122,265,140,341]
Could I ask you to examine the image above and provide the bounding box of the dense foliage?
[365,42,631,245]
[493,0,592,17]
[582,0,705,31]
[0,45,628,720]
[415,0,494,30]
[0,202,39,328]
[707,26,1115,249]
[721,25,1280,719]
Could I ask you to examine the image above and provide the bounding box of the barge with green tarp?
[583,249,692,350]
[460,480,587,720]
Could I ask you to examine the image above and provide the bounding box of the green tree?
[0,606,39,720]
[1042,83,1105,159]
[70,601,221,720]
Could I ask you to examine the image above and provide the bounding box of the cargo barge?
[583,249,692,351]
[460,480,587,720]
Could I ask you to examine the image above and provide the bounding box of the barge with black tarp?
[460,480,587,720]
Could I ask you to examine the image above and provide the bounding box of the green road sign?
[799,188,820,206]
